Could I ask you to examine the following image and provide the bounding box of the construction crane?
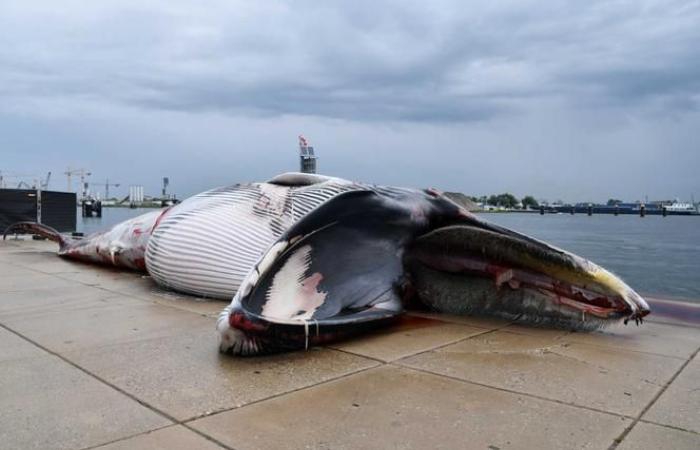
[0,171,48,189]
[89,178,121,200]
[64,168,91,199]
[41,172,51,190]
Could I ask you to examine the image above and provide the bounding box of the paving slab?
[643,355,700,433]
[1,240,698,448]
[617,422,700,450]
[52,268,159,297]
[566,321,700,360]
[0,240,55,256]
[1,259,224,318]
[15,256,90,274]
[191,365,629,450]
[64,325,379,421]
[0,284,121,318]
[93,425,224,450]
[0,262,37,277]
[0,271,75,292]
[2,250,63,264]
[331,315,488,361]
[125,285,227,317]
[399,329,685,417]
[0,354,171,450]
[1,300,214,353]
[0,326,46,362]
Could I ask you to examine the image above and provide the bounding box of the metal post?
[36,187,42,224]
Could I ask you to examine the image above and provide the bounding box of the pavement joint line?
[180,423,240,450]
[0,321,183,425]
[378,327,502,362]
[637,418,700,436]
[181,359,383,425]
[324,346,388,364]
[78,422,237,450]
[325,326,498,363]
[0,320,237,450]
[78,424,176,450]
[393,363,634,421]
[607,344,700,450]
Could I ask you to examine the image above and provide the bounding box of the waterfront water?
[77,208,700,302]
[77,207,159,235]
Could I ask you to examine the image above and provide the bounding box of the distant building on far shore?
[299,135,317,173]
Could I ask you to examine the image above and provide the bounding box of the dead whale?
[4,173,650,355]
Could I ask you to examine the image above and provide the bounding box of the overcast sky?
[1,0,699,202]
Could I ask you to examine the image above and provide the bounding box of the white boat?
[665,200,698,213]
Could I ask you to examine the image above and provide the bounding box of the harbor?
[2,2,699,448]
[2,142,699,447]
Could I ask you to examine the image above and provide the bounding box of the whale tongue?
[405,224,649,326]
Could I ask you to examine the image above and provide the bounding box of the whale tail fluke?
[2,222,70,249]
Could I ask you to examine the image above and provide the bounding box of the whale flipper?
[219,190,424,355]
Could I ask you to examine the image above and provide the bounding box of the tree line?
[469,194,540,209]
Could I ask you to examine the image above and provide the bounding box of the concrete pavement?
[1,238,698,449]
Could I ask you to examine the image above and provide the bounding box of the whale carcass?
[4,173,650,355]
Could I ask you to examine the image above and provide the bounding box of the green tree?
[485,193,519,208]
[521,195,539,209]
[607,198,622,206]
[502,193,518,208]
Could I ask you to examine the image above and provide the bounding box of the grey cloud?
[1,0,699,203]
[2,1,699,122]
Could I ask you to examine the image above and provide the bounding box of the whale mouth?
[218,190,651,357]
[405,224,650,329]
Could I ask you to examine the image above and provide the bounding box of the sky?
[1,0,699,203]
